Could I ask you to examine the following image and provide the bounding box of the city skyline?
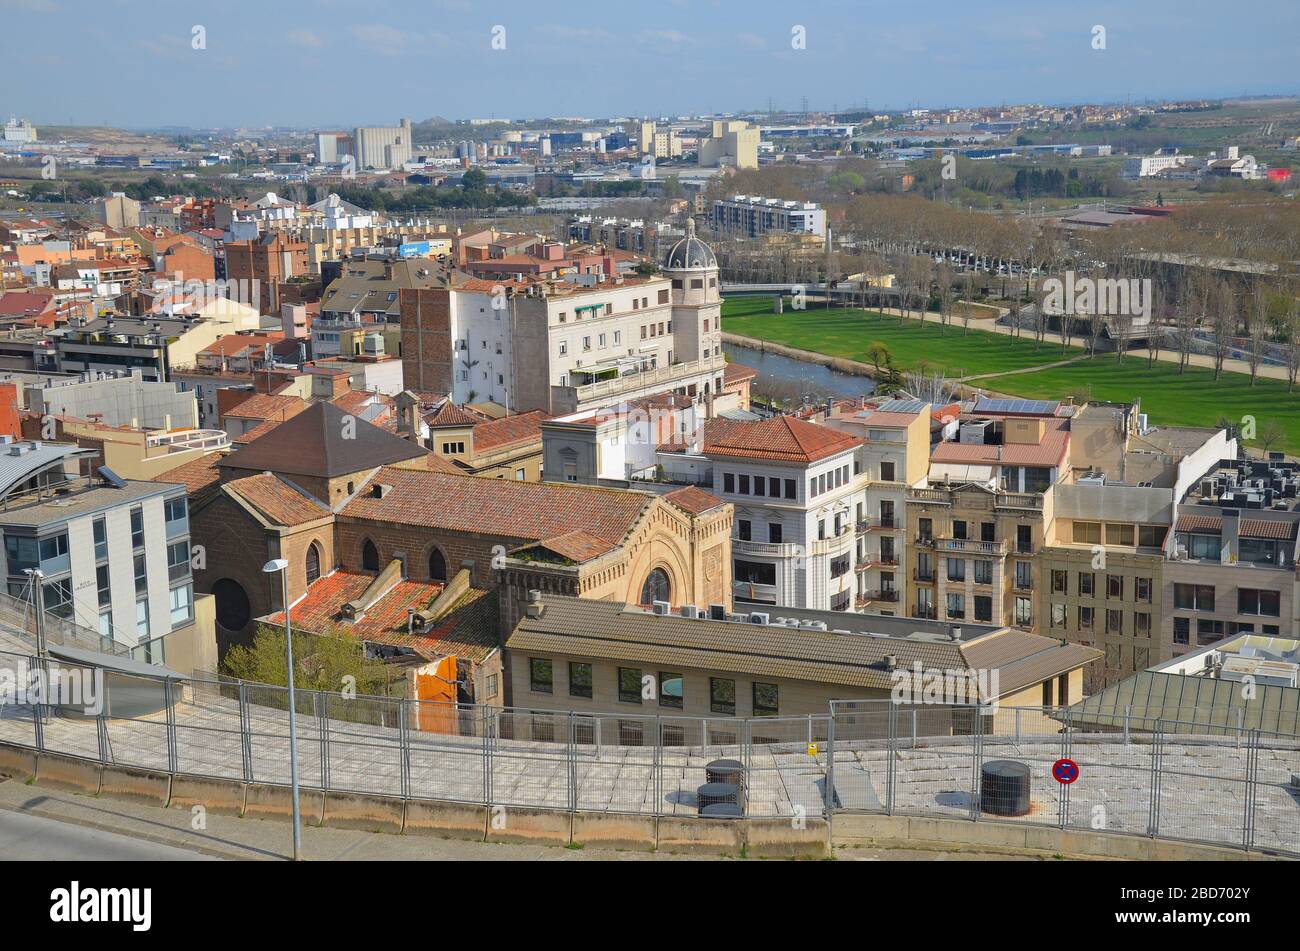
[2,0,1297,129]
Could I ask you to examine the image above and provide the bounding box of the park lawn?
[977,356,1300,454]
[721,297,1082,378]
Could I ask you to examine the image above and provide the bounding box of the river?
[724,343,877,404]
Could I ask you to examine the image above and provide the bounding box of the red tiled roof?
[156,453,224,496]
[225,473,328,526]
[525,530,618,563]
[1240,519,1297,541]
[342,466,653,550]
[264,571,445,644]
[1175,515,1222,533]
[703,416,860,464]
[723,362,758,385]
[222,393,308,421]
[425,400,486,428]
[473,409,550,451]
[663,485,725,516]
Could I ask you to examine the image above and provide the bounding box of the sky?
[2,0,1297,130]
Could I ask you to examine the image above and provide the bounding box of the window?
[737,519,751,542]
[38,533,69,564]
[1106,609,1123,635]
[568,662,592,699]
[1016,524,1033,553]
[1173,617,1190,644]
[641,567,671,604]
[946,592,966,619]
[723,473,735,493]
[1105,524,1135,546]
[93,518,108,561]
[784,479,796,500]
[1135,612,1151,638]
[135,597,150,641]
[739,474,750,494]
[1196,619,1224,644]
[529,658,553,694]
[710,678,736,715]
[734,560,776,586]
[1238,588,1281,617]
[658,672,683,709]
[1051,569,1067,594]
[831,554,850,578]
[1135,577,1152,603]
[618,668,643,704]
[169,584,193,625]
[361,539,380,572]
[947,558,965,582]
[96,563,111,608]
[768,523,783,544]
[1015,597,1032,626]
[974,595,993,622]
[305,543,321,585]
[1078,572,1094,596]
[130,507,144,549]
[1182,532,1221,560]
[165,496,187,528]
[1079,606,1095,631]
[1138,525,1168,549]
[980,522,996,543]
[1174,583,1215,612]
[1051,603,1067,629]
[134,552,148,595]
[428,547,447,582]
[952,520,967,540]
[1014,561,1033,590]
[1107,575,1124,599]
[752,682,779,717]
[974,560,993,585]
[168,540,190,579]
[880,461,895,482]
[1072,521,1101,545]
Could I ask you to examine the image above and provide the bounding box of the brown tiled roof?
[222,393,307,421]
[342,466,653,548]
[703,416,860,464]
[424,400,486,428]
[524,530,618,563]
[156,452,224,496]
[1176,514,1222,533]
[473,409,550,451]
[225,473,329,526]
[723,362,758,385]
[1240,519,1297,541]
[663,485,725,516]
[220,402,426,479]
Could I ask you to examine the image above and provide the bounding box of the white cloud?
[288,29,323,49]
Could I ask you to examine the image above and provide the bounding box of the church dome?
[663,218,716,270]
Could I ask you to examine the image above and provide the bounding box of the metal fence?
[828,700,1300,856]
[0,646,1296,854]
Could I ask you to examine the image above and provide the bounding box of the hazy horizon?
[4,0,1296,130]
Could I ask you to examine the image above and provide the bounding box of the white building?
[0,441,194,658]
[354,119,413,170]
[712,195,827,239]
[3,117,37,144]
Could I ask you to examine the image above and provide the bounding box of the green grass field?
[721,296,1081,378]
[979,358,1300,454]
[723,295,1300,453]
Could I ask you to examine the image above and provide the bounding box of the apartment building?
[0,439,208,668]
[1036,401,1234,690]
[906,401,1071,628]
[821,398,932,615]
[400,221,726,415]
[653,415,864,613]
[224,232,309,312]
[712,195,827,239]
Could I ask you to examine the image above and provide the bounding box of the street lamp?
[263,557,301,861]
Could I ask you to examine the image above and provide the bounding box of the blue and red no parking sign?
[1052,758,1080,784]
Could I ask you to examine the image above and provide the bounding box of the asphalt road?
[0,809,217,861]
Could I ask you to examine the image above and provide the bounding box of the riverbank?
[723,332,884,380]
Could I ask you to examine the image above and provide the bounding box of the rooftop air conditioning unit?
[748,612,770,625]
[679,604,696,618]
[708,604,726,621]
[651,600,670,615]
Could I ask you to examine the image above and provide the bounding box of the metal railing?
[827,700,1299,857]
[0,643,1294,854]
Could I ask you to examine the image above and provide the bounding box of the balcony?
[859,518,898,532]
[914,606,937,620]
[914,534,935,547]
[733,538,801,559]
[860,589,899,604]
[857,553,898,570]
[936,537,1008,556]
[908,488,952,505]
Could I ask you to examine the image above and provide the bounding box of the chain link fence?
[0,647,1295,854]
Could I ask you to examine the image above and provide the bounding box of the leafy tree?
[222,624,393,696]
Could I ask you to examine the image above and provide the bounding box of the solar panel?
[974,397,1058,416]
[876,398,926,414]
[97,466,126,488]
